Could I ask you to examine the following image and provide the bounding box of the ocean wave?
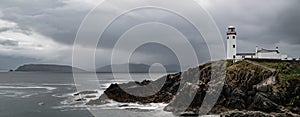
[92,101,168,110]
[0,90,38,98]
[100,83,112,89]
[0,85,56,90]
[52,93,73,98]
[55,98,167,111]
[54,89,104,107]
[1,91,26,97]
[41,83,76,86]
[20,93,38,98]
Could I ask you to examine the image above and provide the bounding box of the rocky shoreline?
[79,60,300,116]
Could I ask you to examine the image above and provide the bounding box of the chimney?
[276,47,279,53]
[255,46,258,53]
[255,46,258,58]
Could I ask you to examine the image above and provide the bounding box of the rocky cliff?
[87,60,300,116]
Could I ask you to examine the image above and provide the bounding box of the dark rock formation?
[221,110,297,117]
[74,91,98,96]
[87,73,181,105]
[87,60,300,116]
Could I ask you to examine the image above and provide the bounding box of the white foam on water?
[0,83,35,86]
[73,90,103,102]
[53,102,168,112]
[52,93,71,98]
[52,103,89,111]
[41,83,76,86]
[21,93,39,98]
[87,100,168,111]
[89,79,131,82]
[55,89,104,108]
[0,85,56,90]
[1,90,26,97]
[52,91,77,98]
[53,96,169,112]
[100,83,112,89]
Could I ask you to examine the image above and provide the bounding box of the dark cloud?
[268,1,300,44]
[0,27,10,32]
[0,0,88,44]
[0,39,19,46]
[205,0,300,57]
[1,0,299,46]
[0,0,300,69]
[96,8,211,66]
[129,43,181,65]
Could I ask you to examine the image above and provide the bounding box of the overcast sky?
[0,0,299,70]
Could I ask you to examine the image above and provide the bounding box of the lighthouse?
[224,26,291,61]
[227,26,237,59]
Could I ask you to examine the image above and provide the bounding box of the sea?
[0,72,177,117]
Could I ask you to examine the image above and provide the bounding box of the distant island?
[96,63,181,73]
[13,63,181,73]
[15,64,86,73]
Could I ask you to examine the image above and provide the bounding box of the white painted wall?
[257,52,280,59]
[227,34,237,59]
[236,55,255,59]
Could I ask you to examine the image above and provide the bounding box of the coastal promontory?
[15,64,86,72]
[86,60,300,116]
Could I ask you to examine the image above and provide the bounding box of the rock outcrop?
[87,73,181,105]
[87,60,300,116]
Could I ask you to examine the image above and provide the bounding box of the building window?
[233,36,236,39]
[233,45,236,48]
[233,55,236,59]
[227,36,229,39]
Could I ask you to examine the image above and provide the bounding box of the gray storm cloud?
[0,0,299,69]
[0,39,18,46]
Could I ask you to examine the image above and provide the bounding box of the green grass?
[279,65,300,79]
[257,61,300,106]
[289,96,300,106]
[256,61,300,79]
[228,60,300,106]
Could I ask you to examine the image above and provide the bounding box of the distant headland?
[96,63,181,73]
[12,63,181,73]
[14,64,86,73]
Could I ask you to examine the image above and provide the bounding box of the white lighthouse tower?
[227,26,237,59]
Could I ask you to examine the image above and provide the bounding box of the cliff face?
[163,60,278,114]
[87,60,300,116]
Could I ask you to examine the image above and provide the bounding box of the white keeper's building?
[226,26,292,61]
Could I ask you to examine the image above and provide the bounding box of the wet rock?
[248,93,280,112]
[87,72,181,105]
[118,104,129,107]
[221,111,288,117]
[75,98,86,102]
[85,95,97,98]
[86,94,110,105]
[225,88,246,109]
[74,91,98,96]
